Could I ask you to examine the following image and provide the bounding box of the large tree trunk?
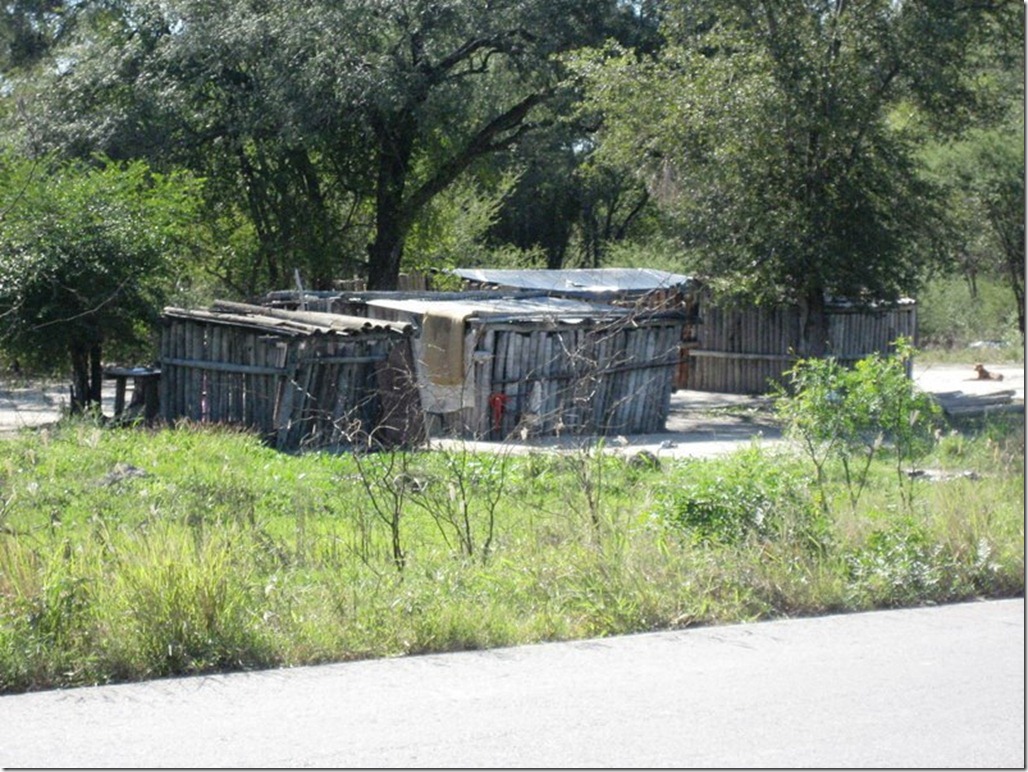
[69,341,104,414]
[89,343,103,405]
[367,219,406,292]
[69,344,90,414]
[799,286,830,358]
[367,115,416,292]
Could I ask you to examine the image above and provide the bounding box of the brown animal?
[974,363,1004,381]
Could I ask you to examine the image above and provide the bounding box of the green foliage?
[0,416,1021,694]
[917,275,1024,355]
[843,523,959,607]
[402,174,520,274]
[483,118,665,270]
[0,154,202,398]
[651,446,817,546]
[774,342,944,513]
[922,118,1025,339]
[572,1,1019,315]
[0,1,75,72]
[12,0,637,291]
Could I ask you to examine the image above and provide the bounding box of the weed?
[0,418,1021,694]
[652,446,818,546]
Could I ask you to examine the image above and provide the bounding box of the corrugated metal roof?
[163,302,414,337]
[451,267,694,294]
[364,295,623,320]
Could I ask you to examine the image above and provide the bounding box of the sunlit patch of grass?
[0,418,1022,694]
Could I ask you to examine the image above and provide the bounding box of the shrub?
[774,340,944,514]
[651,446,817,545]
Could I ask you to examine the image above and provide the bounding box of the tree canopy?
[572,0,1022,352]
[0,0,1022,377]
[0,154,200,408]
[14,0,642,291]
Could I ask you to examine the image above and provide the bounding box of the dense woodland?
[0,1,1023,410]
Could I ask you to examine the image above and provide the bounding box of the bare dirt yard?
[0,362,1022,460]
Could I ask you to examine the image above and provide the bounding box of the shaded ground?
[0,363,1022,459]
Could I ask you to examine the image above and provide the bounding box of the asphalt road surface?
[1,598,1023,768]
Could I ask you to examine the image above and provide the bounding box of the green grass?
[0,415,1023,694]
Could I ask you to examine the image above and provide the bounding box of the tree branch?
[402,90,550,225]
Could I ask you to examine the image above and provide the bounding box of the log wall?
[159,310,415,450]
[689,301,918,394]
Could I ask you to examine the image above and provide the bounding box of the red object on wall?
[489,392,511,434]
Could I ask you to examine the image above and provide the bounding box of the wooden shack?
[264,290,686,440]
[688,297,918,394]
[452,267,701,389]
[159,302,420,450]
[370,296,685,439]
[450,269,917,395]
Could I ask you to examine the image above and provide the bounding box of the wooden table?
[103,367,161,423]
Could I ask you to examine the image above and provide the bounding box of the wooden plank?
[187,322,203,421]
[274,342,302,449]
[209,324,223,422]
[242,332,256,426]
[689,350,798,361]
[158,321,172,422]
[161,358,289,375]
[175,320,186,420]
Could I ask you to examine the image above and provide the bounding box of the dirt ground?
[0,362,1022,460]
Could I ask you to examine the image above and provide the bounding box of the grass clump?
[650,445,820,547]
[0,377,1023,693]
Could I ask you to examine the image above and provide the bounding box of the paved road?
[1,599,1022,768]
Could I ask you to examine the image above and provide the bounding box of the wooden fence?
[159,302,417,450]
[689,300,918,394]
[462,314,684,439]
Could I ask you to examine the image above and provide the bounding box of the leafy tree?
[14,0,630,292]
[926,124,1025,340]
[402,172,522,274]
[486,124,656,270]
[920,22,1025,343]
[0,154,201,411]
[0,1,74,72]
[574,0,1020,354]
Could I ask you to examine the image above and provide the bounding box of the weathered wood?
[159,304,415,450]
[690,350,798,361]
[689,297,917,394]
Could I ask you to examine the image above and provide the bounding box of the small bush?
[774,341,944,514]
[651,446,817,545]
